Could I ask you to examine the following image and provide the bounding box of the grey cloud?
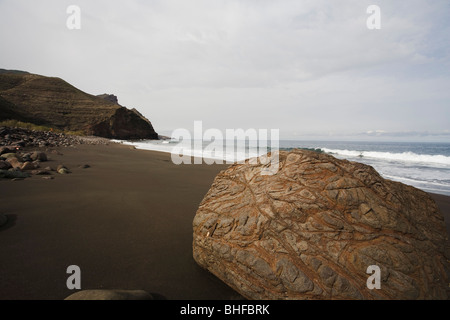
[0,0,448,139]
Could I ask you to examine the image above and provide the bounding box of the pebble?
[57,165,70,175]
[0,127,112,148]
[0,127,107,181]
[0,213,7,227]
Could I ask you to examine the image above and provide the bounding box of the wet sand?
[0,143,449,300]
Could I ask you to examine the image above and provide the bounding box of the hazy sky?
[0,0,449,141]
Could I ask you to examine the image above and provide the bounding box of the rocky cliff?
[0,69,158,140]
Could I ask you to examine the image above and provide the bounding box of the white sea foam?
[321,148,450,166]
[318,148,450,195]
[114,139,265,163]
[382,174,450,188]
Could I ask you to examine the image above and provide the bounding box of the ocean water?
[116,139,450,196]
[281,141,450,196]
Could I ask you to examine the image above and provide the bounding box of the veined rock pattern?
[193,150,449,300]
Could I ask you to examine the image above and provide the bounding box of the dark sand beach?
[0,143,449,300]
[0,143,241,300]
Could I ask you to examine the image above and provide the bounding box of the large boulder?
[193,150,449,300]
[65,290,153,300]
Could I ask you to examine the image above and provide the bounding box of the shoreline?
[116,139,450,197]
[0,143,449,300]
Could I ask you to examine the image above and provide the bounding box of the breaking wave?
[321,148,450,166]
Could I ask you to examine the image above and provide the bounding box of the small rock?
[14,140,26,147]
[64,290,154,300]
[58,168,70,175]
[0,160,12,170]
[6,158,23,170]
[44,166,53,171]
[79,164,90,169]
[42,176,54,180]
[0,169,31,179]
[21,162,35,171]
[32,170,51,176]
[57,165,70,174]
[2,153,22,161]
[0,147,13,156]
[0,214,7,227]
[21,153,32,162]
[31,151,48,162]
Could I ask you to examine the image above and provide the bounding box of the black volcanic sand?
[430,193,450,239]
[0,143,241,300]
[0,143,449,300]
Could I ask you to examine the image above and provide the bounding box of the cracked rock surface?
[193,150,449,300]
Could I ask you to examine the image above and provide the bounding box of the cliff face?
[97,94,119,104]
[89,107,159,140]
[0,70,158,140]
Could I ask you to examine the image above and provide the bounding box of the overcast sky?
[0,0,449,141]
